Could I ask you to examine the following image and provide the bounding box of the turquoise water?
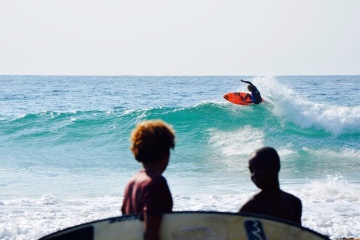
[1,75,360,239]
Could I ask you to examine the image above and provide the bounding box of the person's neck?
[261,182,280,193]
[262,187,280,192]
[143,163,162,175]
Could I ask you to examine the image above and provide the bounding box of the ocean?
[1,75,359,239]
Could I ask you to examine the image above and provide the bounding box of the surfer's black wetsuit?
[241,80,262,104]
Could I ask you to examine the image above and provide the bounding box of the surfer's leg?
[241,93,251,101]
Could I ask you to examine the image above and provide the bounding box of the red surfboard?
[223,92,264,105]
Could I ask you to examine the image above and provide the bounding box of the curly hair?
[130,120,175,164]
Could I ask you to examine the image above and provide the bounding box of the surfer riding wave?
[240,79,262,104]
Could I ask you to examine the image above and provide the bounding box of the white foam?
[298,174,360,238]
[208,126,265,157]
[2,185,360,240]
[304,147,360,163]
[206,127,265,173]
[277,144,296,157]
[262,77,360,135]
[0,195,121,240]
[299,173,360,202]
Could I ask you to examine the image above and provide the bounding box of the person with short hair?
[239,147,302,225]
[121,119,176,240]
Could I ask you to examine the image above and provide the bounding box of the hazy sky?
[1,0,360,75]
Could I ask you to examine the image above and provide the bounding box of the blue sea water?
[1,75,360,239]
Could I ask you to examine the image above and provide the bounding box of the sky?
[1,0,360,76]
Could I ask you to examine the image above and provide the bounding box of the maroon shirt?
[121,170,173,220]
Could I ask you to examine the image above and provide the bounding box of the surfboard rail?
[39,211,329,240]
[223,92,265,105]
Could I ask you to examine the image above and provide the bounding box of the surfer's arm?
[240,79,254,86]
[144,215,161,240]
[293,197,303,225]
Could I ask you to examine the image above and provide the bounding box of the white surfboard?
[39,211,329,240]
